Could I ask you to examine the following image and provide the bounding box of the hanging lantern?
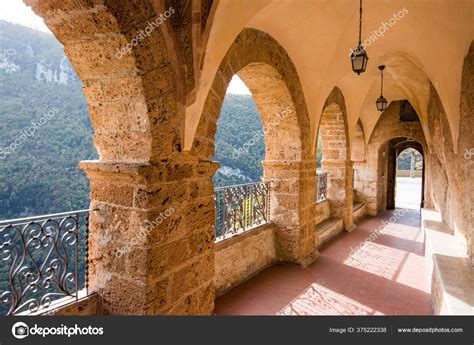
[351,0,368,75]
[376,65,388,112]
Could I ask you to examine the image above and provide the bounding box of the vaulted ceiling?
[187,0,473,152]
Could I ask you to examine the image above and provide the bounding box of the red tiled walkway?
[214,209,433,315]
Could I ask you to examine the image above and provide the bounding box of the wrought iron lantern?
[351,0,368,75]
[376,65,388,112]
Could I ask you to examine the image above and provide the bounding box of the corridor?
[214,209,432,315]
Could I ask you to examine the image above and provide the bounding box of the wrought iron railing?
[0,209,93,315]
[214,182,271,240]
[317,172,328,202]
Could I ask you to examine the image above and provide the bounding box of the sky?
[0,0,251,94]
[0,0,50,32]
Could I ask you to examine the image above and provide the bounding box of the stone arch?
[351,120,366,162]
[360,101,427,215]
[27,0,187,162]
[351,120,366,208]
[318,87,354,230]
[385,138,425,210]
[192,28,316,265]
[356,48,465,153]
[28,1,221,315]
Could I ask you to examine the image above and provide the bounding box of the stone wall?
[214,224,276,296]
[351,120,366,162]
[424,43,473,265]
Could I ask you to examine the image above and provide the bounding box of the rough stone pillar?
[320,105,354,230]
[322,160,354,231]
[263,158,318,266]
[345,161,355,230]
[79,158,219,315]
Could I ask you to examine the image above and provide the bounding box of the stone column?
[320,108,354,231]
[79,158,219,315]
[263,158,318,266]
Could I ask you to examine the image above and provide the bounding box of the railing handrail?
[214,181,270,240]
[0,208,97,226]
[316,171,328,202]
[213,181,268,192]
[1,208,93,315]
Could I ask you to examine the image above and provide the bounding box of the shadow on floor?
[214,210,432,316]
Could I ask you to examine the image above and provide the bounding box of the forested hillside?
[0,21,96,219]
[213,94,265,187]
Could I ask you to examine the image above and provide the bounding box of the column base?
[299,248,320,268]
[345,224,356,232]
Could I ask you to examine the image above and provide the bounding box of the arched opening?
[317,88,353,230]
[193,29,315,264]
[362,100,427,215]
[315,130,325,202]
[385,137,425,210]
[212,75,269,239]
[212,75,264,188]
[395,147,424,209]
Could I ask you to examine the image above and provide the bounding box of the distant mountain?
[0,20,77,84]
[0,21,96,218]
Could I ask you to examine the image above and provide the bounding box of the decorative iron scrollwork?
[317,172,328,202]
[0,210,91,315]
[214,182,270,240]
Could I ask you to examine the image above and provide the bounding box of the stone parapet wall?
[353,203,366,224]
[214,224,276,296]
[48,294,102,316]
[422,209,474,315]
[315,200,331,225]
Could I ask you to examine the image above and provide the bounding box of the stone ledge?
[353,202,366,224]
[315,217,343,248]
[315,199,331,224]
[215,222,275,249]
[18,291,102,316]
[422,208,474,315]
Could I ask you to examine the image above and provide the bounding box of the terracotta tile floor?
[214,209,433,315]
